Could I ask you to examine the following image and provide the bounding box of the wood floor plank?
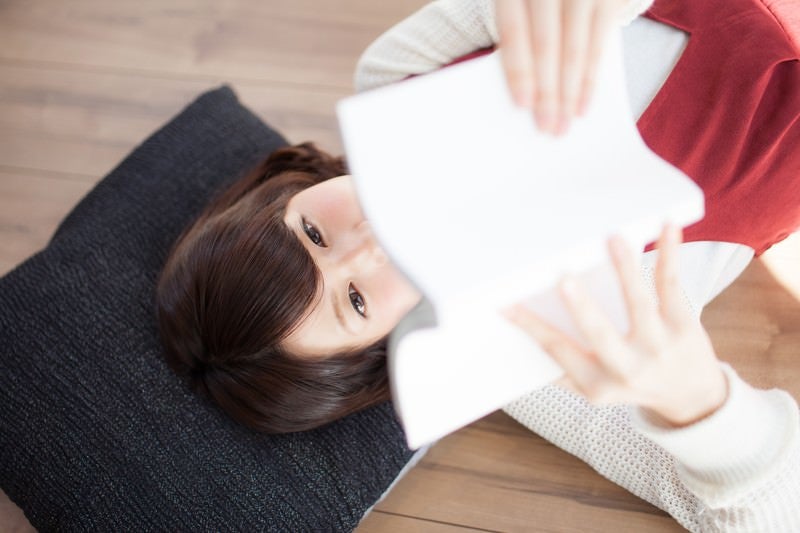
[699,236,800,398]
[358,510,489,533]
[371,412,681,533]
[0,63,347,180]
[0,169,94,276]
[0,0,428,89]
[702,258,800,397]
[2,0,800,531]
[0,488,35,533]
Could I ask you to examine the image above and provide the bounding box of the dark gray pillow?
[0,86,412,531]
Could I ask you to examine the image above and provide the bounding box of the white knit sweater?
[355,1,800,531]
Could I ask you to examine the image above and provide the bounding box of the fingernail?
[535,109,554,133]
[513,89,533,109]
[668,223,682,242]
[609,235,627,255]
[577,94,590,116]
[555,114,569,136]
[502,304,523,322]
[560,276,579,299]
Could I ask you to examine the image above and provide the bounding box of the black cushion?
[0,86,412,531]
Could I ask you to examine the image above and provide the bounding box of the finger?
[655,224,690,325]
[559,0,593,133]
[558,276,633,377]
[553,374,618,405]
[607,235,660,333]
[529,0,561,133]
[553,374,580,394]
[504,304,600,386]
[497,0,536,108]
[578,2,616,115]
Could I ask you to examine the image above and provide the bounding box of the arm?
[504,228,800,530]
[355,0,653,93]
[633,365,800,525]
[505,373,800,532]
[355,0,497,92]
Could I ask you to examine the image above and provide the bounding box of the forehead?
[290,176,352,203]
[286,175,356,211]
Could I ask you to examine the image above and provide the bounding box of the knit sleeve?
[633,364,800,529]
[503,261,800,531]
[354,0,497,92]
[503,370,800,531]
[354,0,655,92]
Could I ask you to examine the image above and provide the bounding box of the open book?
[336,34,704,449]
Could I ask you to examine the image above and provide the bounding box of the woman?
[157,0,800,529]
[157,145,800,529]
[157,143,419,433]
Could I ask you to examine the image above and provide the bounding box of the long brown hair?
[156,143,389,433]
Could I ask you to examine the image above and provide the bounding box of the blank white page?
[337,33,704,449]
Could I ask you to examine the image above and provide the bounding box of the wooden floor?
[1,1,799,531]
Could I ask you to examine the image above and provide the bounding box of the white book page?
[337,33,704,449]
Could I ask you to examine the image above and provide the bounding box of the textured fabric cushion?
[0,86,412,531]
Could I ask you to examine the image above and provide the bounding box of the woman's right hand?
[504,225,729,427]
[495,0,627,135]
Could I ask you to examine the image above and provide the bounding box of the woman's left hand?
[504,225,728,426]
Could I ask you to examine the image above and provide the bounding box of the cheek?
[374,267,421,319]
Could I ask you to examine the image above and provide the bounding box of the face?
[282,175,421,357]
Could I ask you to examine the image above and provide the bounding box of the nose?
[339,222,388,272]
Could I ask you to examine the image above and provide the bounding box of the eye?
[302,219,326,247]
[348,283,367,318]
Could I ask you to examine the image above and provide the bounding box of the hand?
[504,225,729,427]
[495,0,627,135]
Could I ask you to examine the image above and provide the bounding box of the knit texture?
[0,86,412,531]
[505,364,800,532]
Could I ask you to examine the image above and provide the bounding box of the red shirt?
[642,0,800,255]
